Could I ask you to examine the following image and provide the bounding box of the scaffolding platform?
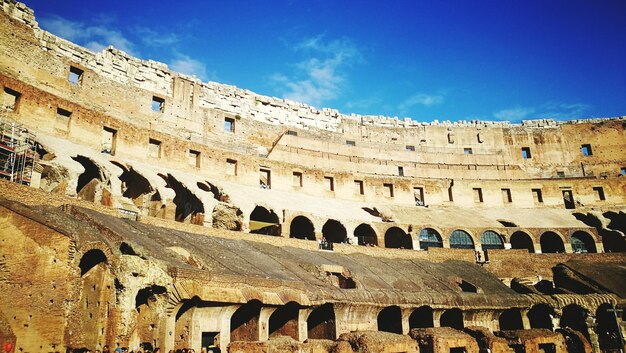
[0,113,36,185]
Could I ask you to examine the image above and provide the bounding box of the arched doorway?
[409,306,433,329]
[528,304,554,330]
[570,231,597,253]
[354,223,377,246]
[377,306,402,334]
[596,304,622,351]
[499,308,524,330]
[540,232,565,253]
[440,308,464,330]
[560,305,589,340]
[481,230,504,251]
[322,219,347,243]
[450,230,474,249]
[268,302,300,339]
[231,300,262,342]
[307,303,336,340]
[385,227,412,249]
[79,249,107,276]
[249,206,281,236]
[290,216,315,240]
[419,228,443,250]
[602,232,626,253]
[510,231,535,253]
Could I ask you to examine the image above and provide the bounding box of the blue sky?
[25,0,626,123]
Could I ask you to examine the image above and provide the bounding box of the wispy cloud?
[40,15,136,55]
[135,26,179,47]
[169,53,210,81]
[493,102,590,122]
[399,93,444,114]
[272,34,361,108]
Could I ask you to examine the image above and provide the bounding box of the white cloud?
[40,15,135,55]
[169,54,209,81]
[493,107,535,121]
[493,102,590,122]
[135,26,179,47]
[272,35,361,108]
[399,93,444,111]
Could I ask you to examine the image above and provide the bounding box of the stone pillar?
[259,307,278,341]
[401,307,413,334]
[298,308,312,342]
[586,315,601,353]
[159,313,176,352]
[520,309,531,330]
[433,309,444,328]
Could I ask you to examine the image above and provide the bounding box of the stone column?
[586,315,601,353]
[258,307,278,341]
[298,308,312,342]
[401,307,413,334]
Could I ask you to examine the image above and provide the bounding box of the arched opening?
[289,216,315,240]
[481,230,504,251]
[231,300,262,342]
[385,227,412,249]
[111,162,153,201]
[159,173,205,224]
[419,228,443,250]
[601,231,626,253]
[322,219,347,244]
[307,303,336,340]
[510,231,535,253]
[450,230,474,249]
[79,249,107,276]
[377,306,402,334]
[540,232,565,253]
[249,206,281,236]
[409,306,433,329]
[570,231,597,253]
[135,285,167,310]
[528,304,554,329]
[354,223,377,246]
[73,155,103,195]
[596,304,622,351]
[440,308,464,330]
[560,305,589,340]
[268,302,300,339]
[499,308,524,330]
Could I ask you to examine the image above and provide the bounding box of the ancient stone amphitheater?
[0,1,625,353]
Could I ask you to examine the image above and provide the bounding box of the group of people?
[68,345,221,353]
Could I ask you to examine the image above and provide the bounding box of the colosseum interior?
[0,1,625,353]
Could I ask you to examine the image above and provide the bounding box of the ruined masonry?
[0,1,625,353]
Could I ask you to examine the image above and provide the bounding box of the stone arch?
[481,230,504,251]
[307,303,336,340]
[528,304,554,329]
[510,231,535,253]
[419,228,443,250]
[135,285,167,311]
[499,308,524,330]
[409,306,434,329]
[231,300,262,342]
[158,173,204,224]
[540,231,566,253]
[449,229,474,249]
[322,219,347,244]
[570,231,597,253]
[440,308,464,329]
[269,302,300,339]
[385,227,412,249]
[249,206,281,236]
[377,306,402,334]
[111,161,153,201]
[560,305,590,340]
[289,215,315,240]
[354,223,377,246]
[79,249,107,276]
[596,303,622,351]
[73,155,105,195]
[601,231,626,253]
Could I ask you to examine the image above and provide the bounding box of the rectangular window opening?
[224,117,235,133]
[293,171,303,187]
[55,107,72,132]
[621,167,626,175]
[398,166,404,177]
[464,148,473,155]
[260,168,271,189]
[532,188,543,203]
[346,140,355,146]
[354,180,364,195]
[226,159,237,176]
[563,190,575,209]
[405,145,415,152]
[68,66,84,85]
[188,149,201,168]
[501,188,512,203]
[521,147,531,159]
[286,130,298,136]
[557,171,565,178]
[102,127,117,155]
[2,87,21,111]
[324,176,334,191]
[414,187,425,206]
[384,183,394,197]
[148,138,161,158]
[151,96,165,113]
[593,186,605,201]
[581,144,593,156]
[473,188,483,202]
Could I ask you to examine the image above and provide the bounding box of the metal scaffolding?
[0,109,36,185]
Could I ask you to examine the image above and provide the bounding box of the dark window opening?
[581,144,592,156]
[459,280,478,293]
[528,304,554,330]
[499,308,524,330]
[293,171,303,187]
[440,308,463,330]
[151,96,164,113]
[521,147,531,159]
[226,158,237,175]
[414,187,425,206]
[57,107,71,118]
[540,231,565,253]
[224,117,235,133]
[259,168,271,189]
[188,149,201,168]
[135,285,166,309]
[501,188,512,203]
[398,166,404,176]
[510,231,534,253]
[327,272,357,289]
[406,145,415,151]
[473,188,483,203]
[79,249,107,276]
[532,188,543,203]
[384,183,394,197]
[322,219,347,244]
[148,138,161,158]
[377,306,402,334]
[289,215,315,241]
[2,87,21,111]
[562,190,575,209]
[592,186,605,201]
[557,171,565,178]
[201,332,220,351]
[385,227,412,249]
[69,66,84,85]
[354,223,377,246]
[560,305,590,340]
[286,130,297,136]
[354,180,364,195]
[324,176,334,191]
[346,140,355,146]
[464,148,473,155]
[102,127,117,155]
[409,306,434,329]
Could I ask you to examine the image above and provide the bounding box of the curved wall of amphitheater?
[0,1,625,353]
